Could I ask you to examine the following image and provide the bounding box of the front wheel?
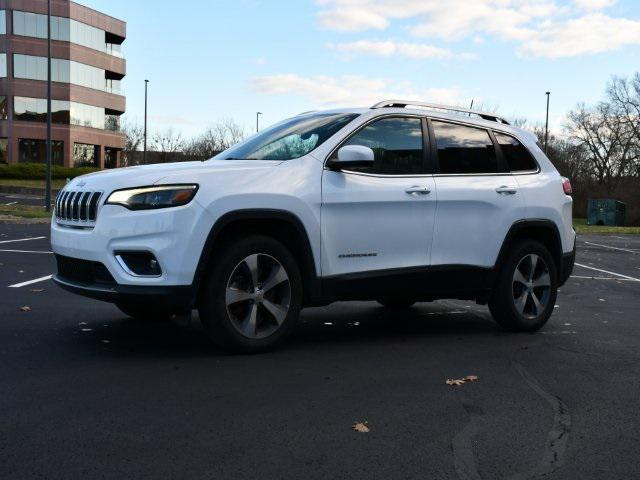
[489,240,558,332]
[198,235,303,353]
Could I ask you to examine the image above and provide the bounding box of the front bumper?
[53,273,194,312]
[51,200,212,287]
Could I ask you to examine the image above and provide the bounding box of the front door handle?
[405,186,431,196]
[496,186,518,195]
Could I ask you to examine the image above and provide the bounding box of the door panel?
[322,171,437,276]
[431,175,526,267]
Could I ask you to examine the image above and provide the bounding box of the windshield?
[216,113,358,161]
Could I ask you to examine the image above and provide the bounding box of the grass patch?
[0,204,52,220]
[574,218,640,235]
[0,178,67,190]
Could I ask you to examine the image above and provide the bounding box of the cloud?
[315,0,639,58]
[328,40,476,59]
[573,0,616,10]
[520,13,640,58]
[249,74,461,106]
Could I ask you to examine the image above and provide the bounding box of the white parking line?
[4,201,18,206]
[571,275,640,282]
[0,236,46,245]
[574,262,640,282]
[9,275,53,288]
[583,241,639,254]
[0,249,52,254]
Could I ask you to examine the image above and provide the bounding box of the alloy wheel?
[512,254,552,319]
[225,253,291,339]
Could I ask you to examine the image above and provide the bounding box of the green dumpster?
[587,199,626,226]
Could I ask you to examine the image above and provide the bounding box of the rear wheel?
[198,235,303,353]
[489,240,557,332]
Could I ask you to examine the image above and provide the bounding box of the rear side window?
[343,117,424,175]
[432,121,498,174]
[494,132,538,172]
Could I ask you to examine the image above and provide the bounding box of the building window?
[0,10,6,35]
[74,143,98,167]
[0,53,6,78]
[13,54,113,93]
[13,96,118,130]
[0,96,7,120]
[19,139,64,165]
[14,96,71,124]
[0,138,8,164]
[12,10,119,55]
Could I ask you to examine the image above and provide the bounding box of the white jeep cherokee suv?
[52,100,576,352]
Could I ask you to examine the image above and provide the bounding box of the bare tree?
[121,121,145,166]
[184,119,248,160]
[152,129,185,163]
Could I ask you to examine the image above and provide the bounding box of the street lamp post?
[45,0,52,212]
[256,112,262,133]
[143,80,149,164]
[544,91,551,154]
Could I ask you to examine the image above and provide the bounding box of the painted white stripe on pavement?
[583,241,639,254]
[0,236,46,245]
[574,262,640,282]
[571,275,639,282]
[9,275,53,288]
[0,249,52,254]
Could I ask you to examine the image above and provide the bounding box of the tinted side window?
[432,121,498,174]
[494,132,538,172]
[343,117,424,174]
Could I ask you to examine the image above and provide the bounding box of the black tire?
[377,299,416,309]
[489,240,558,332]
[116,303,174,322]
[198,234,303,353]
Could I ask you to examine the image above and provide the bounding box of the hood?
[63,159,283,192]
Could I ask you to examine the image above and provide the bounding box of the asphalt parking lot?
[1,223,639,480]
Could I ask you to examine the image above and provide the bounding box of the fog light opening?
[115,252,162,277]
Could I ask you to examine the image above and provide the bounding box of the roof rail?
[371,100,510,125]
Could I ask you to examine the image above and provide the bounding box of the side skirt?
[321,265,494,304]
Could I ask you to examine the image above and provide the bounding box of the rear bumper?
[53,274,195,313]
[559,239,576,286]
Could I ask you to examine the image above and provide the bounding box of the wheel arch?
[494,219,563,280]
[193,209,322,307]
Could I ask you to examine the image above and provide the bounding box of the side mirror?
[329,145,375,171]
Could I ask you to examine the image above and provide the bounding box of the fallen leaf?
[446,375,479,386]
[446,379,466,386]
[19,306,31,312]
[31,289,44,293]
[352,422,370,433]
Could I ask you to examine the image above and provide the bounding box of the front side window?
[342,117,424,174]
[217,113,357,161]
[432,121,498,174]
[494,132,538,172]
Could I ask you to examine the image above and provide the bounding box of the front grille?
[55,190,103,223]
[56,255,115,286]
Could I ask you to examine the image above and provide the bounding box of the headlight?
[106,185,198,210]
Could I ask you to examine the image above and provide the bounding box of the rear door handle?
[405,186,431,195]
[496,186,518,195]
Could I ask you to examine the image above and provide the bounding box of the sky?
[82,0,640,137]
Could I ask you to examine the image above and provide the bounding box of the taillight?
[562,177,573,195]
